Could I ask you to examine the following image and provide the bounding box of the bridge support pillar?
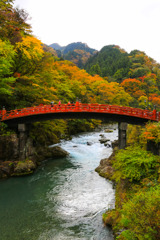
[118,122,127,149]
[18,124,27,160]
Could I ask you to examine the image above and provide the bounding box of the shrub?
[112,145,160,182]
[119,186,160,240]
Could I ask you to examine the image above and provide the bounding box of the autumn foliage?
[103,145,160,240]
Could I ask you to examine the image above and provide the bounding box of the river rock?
[0,160,36,178]
[111,140,119,149]
[13,160,36,176]
[49,146,69,158]
[105,129,113,133]
[104,142,111,148]
[99,134,105,137]
[95,152,115,179]
[87,141,92,146]
[99,138,110,144]
[36,146,69,162]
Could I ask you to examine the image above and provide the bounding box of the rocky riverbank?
[95,138,122,239]
[96,137,160,239]
[95,139,118,179]
[0,134,68,178]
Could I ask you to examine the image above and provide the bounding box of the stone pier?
[118,122,127,149]
[18,124,28,160]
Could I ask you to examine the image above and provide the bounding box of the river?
[0,124,118,240]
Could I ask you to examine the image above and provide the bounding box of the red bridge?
[1,103,159,126]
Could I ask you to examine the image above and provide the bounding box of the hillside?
[84,45,160,81]
[84,45,160,108]
[84,45,130,80]
[49,43,65,51]
[49,42,97,68]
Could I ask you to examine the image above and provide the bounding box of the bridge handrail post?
[1,107,7,120]
[152,109,157,120]
[75,101,79,111]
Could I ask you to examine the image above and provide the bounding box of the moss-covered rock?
[35,146,69,162]
[13,160,36,176]
[95,158,114,179]
[95,149,117,180]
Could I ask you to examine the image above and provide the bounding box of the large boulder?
[49,146,69,158]
[13,160,36,176]
[0,159,36,177]
[95,151,115,180]
[35,146,69,162]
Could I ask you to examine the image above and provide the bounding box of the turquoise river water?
[0,125,118,240]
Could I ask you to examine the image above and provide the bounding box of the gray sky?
[14,0,160,63]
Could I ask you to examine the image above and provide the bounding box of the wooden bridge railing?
[0,103,159,122]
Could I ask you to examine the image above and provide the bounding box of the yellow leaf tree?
[14,36,44,75]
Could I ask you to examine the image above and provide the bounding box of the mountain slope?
[84,45,160,83]
[49,42,97,68]
[84,45,131,81]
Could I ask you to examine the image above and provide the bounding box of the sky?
[13,0,160,63]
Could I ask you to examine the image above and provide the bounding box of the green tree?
[90,64,101,76]
[0,39,16,95]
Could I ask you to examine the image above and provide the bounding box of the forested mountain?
[85,45,131,80]
[43,44,58,56]
[49,42,97,68]
[49,43,64,51]
[84,45,160,81]
[83,45,160,108]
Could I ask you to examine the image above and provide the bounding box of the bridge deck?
[0,103,159,125]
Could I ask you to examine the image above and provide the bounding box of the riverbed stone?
[99,134,105,137]
[13,160,36,176]
[104,142,111,147]
[49,146,69,158]
[111,140,119,149]
[99,138,110,144]
[36,146,69,162]
[95,152,115,180]
[105,129,113,133]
